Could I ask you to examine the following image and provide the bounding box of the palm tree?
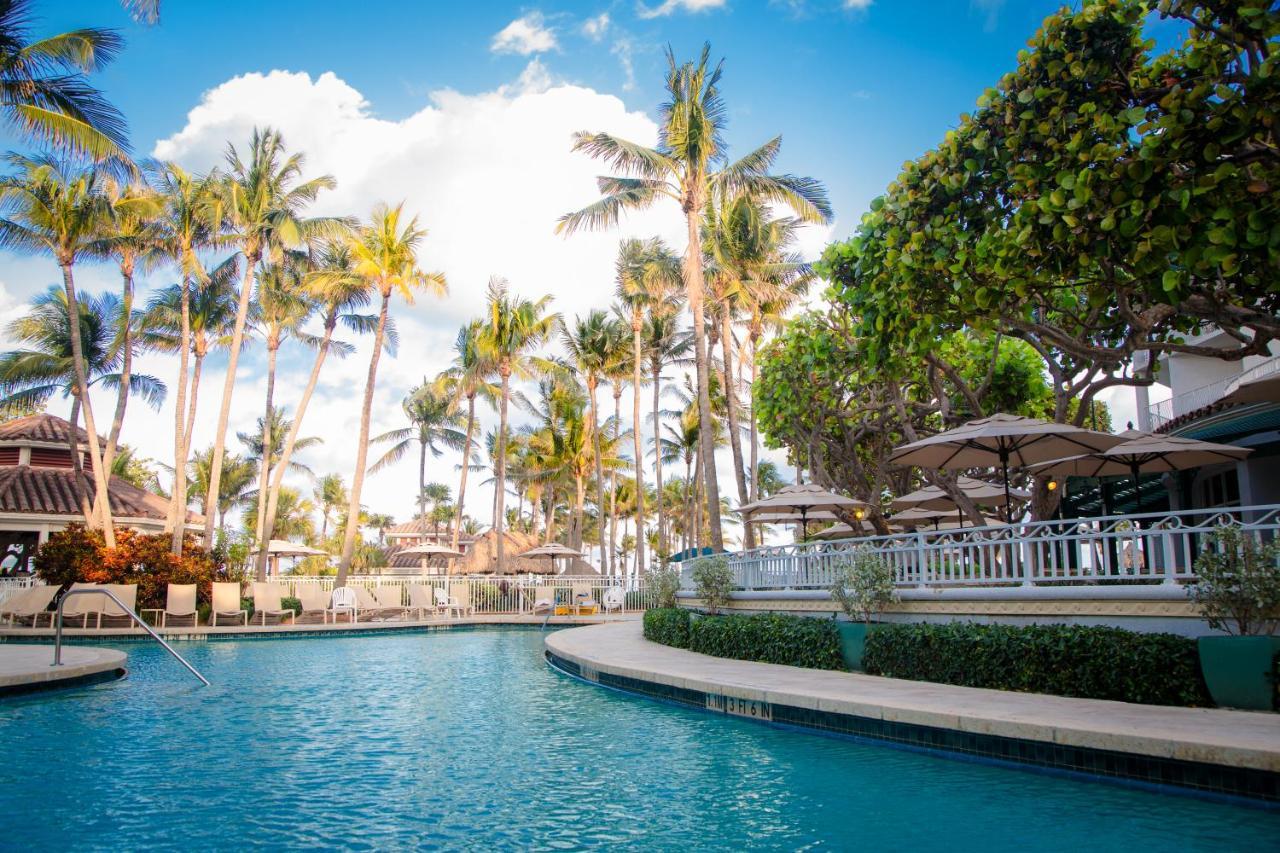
[313,473,346,539]
[370,380,465,526]
[247,258,314,579]
[615,236,681,570]
[0,156,121,542]
[476,278,557,574]
[439,320,497,550]
[0,287,163,519]
[366,512,394,545]
[0,0,129,159]
[238,406,321,481]
[258,240,372,569]
[559,43,832,552]
[187,447,256,538]
[561,309,626,573]
[201,128,336,551]
[643,306,689,555]
[334,202,446,585]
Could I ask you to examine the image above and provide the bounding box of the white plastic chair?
[328,586,358,624]
[433,586,463,618]
[603,587,625,614]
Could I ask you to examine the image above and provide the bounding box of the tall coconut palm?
[313,473,346,539]
[334,203,446,586]
[615,236,680,570]
[201,127,337,551]
[237,405,321,481]
[561,309,625,573]
[0,0,129,159]
[152,162,222,552]
[559,43,832,552]
[370,381,465,525]
[476,278,556,574]
[0,155,122,542]
[258,240,372,570]
[602,320,634,577]
[643,305,689,555]
[186,447,256,539]
[439,320,497,550]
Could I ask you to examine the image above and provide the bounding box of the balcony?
[1149,357,1280,430]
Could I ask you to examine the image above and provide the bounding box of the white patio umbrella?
[890,475,1032,526]
[889,414,1125,521]
[519,543,585,575]
[737,483,868,539]
[261,539,328,575]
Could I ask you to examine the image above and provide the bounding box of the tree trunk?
[748,329,760,547]
[184,352,203,456]
[201,248,259,550]
[543,486,556,544]
[683,455,694,554]
[66,395,92,524]
[165,269,191,554]
[720,302,753,549]
[337,290,390,586]
[683,208,723,551]
[452,393,476,551]
[417,437,427,523]
[609,387,622,578]
[494,367,511,574]
[631,314,647,574]
[60,263,114,547]
[260,316,336,570]
[573,475,586,550]
[251,343,277,581]
[587,375,608,575]
[101,254,135,502]
[652,359,665,558]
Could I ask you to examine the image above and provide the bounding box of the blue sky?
[10,0,1161,532]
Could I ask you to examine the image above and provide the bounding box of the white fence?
[0,576,34,606]
[270,575,655,614]
[680,505,1280,593]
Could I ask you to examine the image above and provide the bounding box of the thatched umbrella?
[889,413,1124,521]
[737,483,868,539]
[397,542,465,574]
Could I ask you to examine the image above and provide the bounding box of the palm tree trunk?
[748,330,760,548]
[494,367,511,574]
[165,270,191,554]
[452,394,477,551]
[543,487,556,544]
[588,376,608,575]
[66,394,92,524]
[652,360,665,558]
[683,210,723,552]
[184,352,203,453]
[684,454,694,553]
[101,254,135,500]
[337,291,390,586]
[260,317,336,570]
[720,303,754,549]
[202,249,260,550]
[251,344,278,581]
[609,388,622,578]
[573,476,586,550]
[418,437,427,523]
[631,315,647,573]
[60,263,115,547]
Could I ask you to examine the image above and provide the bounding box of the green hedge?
[688,612,843,670]
[863,622,1211,707]
[643,608,691,649]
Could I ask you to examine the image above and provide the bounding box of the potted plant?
[690,556,733,616]
[1189,525,1280,710]
[829,548,898,671]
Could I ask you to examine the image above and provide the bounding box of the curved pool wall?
[3,629,1278,850]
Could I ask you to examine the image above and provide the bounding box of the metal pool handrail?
[52,588,209,687]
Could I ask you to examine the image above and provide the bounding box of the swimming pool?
[0,629,1276,850]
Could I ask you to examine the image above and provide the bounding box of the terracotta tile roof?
[0,465,200,522]
[0,414,90,444]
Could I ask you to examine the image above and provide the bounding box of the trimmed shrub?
[644,565,682,609]
[863,622,1211,707]
[690,556,733,614]
[282,596,302,616]
[643,607,691,649]
[689,613,843,670]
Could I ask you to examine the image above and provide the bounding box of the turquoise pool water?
[0,629,1276,851]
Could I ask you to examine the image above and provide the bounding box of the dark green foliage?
[688,613,844,670]
[643,607,691,649]
[863,622,1211,707]
[282,596,302,616]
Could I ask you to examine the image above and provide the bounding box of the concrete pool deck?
[546,621,1280,801]
[0,645,126,695]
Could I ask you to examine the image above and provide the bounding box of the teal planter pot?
[836,621,879,671]
[1197,635,1280,711]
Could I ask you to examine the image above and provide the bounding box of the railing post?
[915,531,928,588]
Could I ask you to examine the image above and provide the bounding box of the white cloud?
[843,0,872,9]
[970,0,1004,31]
[491,12,558,55]
[612,38,637,91]
[144,65,687,526]
[637,0,727,20]
[581,12,610,41]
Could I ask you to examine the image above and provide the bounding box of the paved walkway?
[0,644,125,692]
[546,621,1280,773]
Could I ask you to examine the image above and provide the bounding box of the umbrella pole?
[1001,449,1013,523]
[800,507,809,542]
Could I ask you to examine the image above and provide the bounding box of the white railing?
[679,505,1280,593]
[1149,357,1280,428]
[0,576,35,606]
[268,575,654,614]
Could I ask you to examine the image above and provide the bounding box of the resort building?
[384,518,478,570]
[0,414,198,572]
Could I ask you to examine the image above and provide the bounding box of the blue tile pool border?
[545,649,1280,808]
[0,666,126,698]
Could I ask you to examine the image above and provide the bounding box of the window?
[1201,469,1240,508]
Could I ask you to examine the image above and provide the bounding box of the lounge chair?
[210,582,248,626]
[531,586,556,614]
[408,584,437,620]
[572,584,599,616]
[143,583,198,627]
[98,584,138,628]
[448,583,475,617]
[352,586,404,621]
[60,582,104,628]
[434,586,463,618]
[373,585,411,619]
[252,582,297,626]
[295,585,330,623]
[0,584,58,627]
[327,587,359,623]
[602,587,625,614]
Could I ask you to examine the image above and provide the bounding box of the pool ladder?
[52,588,210,686]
